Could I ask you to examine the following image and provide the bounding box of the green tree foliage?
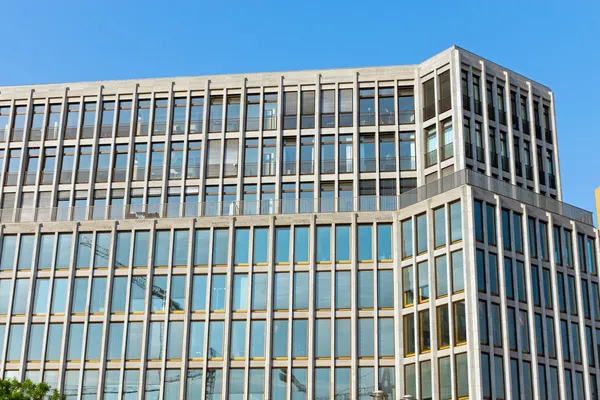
[0,378,65,400]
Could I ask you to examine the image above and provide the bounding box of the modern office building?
[0,45,597,400]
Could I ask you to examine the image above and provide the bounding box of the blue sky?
[1,0,599,219]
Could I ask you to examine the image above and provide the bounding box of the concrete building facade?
[0,46,597,399]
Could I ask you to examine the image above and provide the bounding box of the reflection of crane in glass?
[80,236,183,312]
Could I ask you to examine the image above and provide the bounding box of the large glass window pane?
[191,274,207,312]
[451,250,464,293]
[418,261,429,303]
[212,229,229,265]
[90,277,106,313]
[272,320,288,358]
[172,230,188,266]
[33,279,49,314]
[417,214,427,254]
[210,275,226,311]
[378,270,393,308]
[316,271,331,310]
[230,321,246,359]
[188,321,205,359]
[67,323,84,360]
[17,235,34,270]
[107,322,124,360]
[358,318,374,357]
[125,322,143,360]
[0,235,17,270]
[133,231,149,267]
[253,228,269,264]
[403,266,414,306]
[76,233,92,269]
[151,276,167,313]
[167,321,183,360]
[358,270,374,309]
[274,272,290,310]
[232,274,248,311]
[294,227,309,263]
[456,353,469,398]
[450,201,462,242]
[27,324,44,361]
[315,319,331,358]
[335,271,351,309]
[71,277,88,314]
[275,227,290,264]
[51,278,68,314]
[335,319,351,357]
[379,318,394,357]
[292,319,308,358]
[38,234,55,270]
[208,321,224,359]
[248,369,264,399]
[377,224,392,261]
[128,277,145,313]
[293,272,309,310]
[86,323,103,361]
[420,310,431,353]
[271,368,287,399]
[402,219,413,258]
[193,229,209,265]
[250,320,265,359]
[252,274,267,311]
[335,225,350,262]
[316,226,331,263]
[434,207,446,248]
[358,225,373,261]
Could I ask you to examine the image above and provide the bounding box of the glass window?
[188,321,204,359]
[402,219,413,258]
[294,227,309,263]
[357,225,373,261]
[419,310,430,353]
[335,271,351,309]
[489,253,498,295]
[377,224,392,261]
[502,209,511,250]
[315,319,331,358]
[404,314,415,355]
[125,322,143,360]
[232,274,248,311]
[133,231,149,267]
[358,318,374,358]
[317,226,331,263]
[171,230,188,266]
[316,271,331,310]
[335,319,351,357]
[274,272,290,310]
[127,276,144,313]
[107,322,124,361]
[334,368,351,397]
[210,275,226,311]
[403,266,414,306]
[250,320,265,359]
[456,353,469,398]
[166,321,183,360]
[253,228,269,264]
[315,368,330,399]
[252,273,267,311]
[17,235,34,270]
[0,235,17,270]
[76,233,92,269]
[474,200,484,242]
[86,323,103,361]
[418,261,429,303]
[115,232,131,268]
[234,228,249,265]
[193,229,209,265]
[37,234,54,270]
[208,321,224,359]
[90,277,106,313]
[486,204,496,245]
[51,278,68,314]
[436,255,448,298]
[33,279,49,314]
[451,250,464,293]
[439,304,451,349]
[416,214,427,254]
[71,277,88,314]
[335,225,350,262]
[275,227,290,264]
[434,207,446,248]
[379,318,394,357]
[378,270,393,308]
[449,201,462,242]
[248,369,264,399]
[151,276,167,313]
[292,319,308,358]
[230,321,246,359]
[293,272,309,310]
[212,229,229,265]
[514,213,523,253]
[271,368,287,399]
[272,320,288,358]
[358,270,373,309]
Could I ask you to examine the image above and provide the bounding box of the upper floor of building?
[0,47,562,220]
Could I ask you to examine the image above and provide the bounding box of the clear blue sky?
[1,0,599,220]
